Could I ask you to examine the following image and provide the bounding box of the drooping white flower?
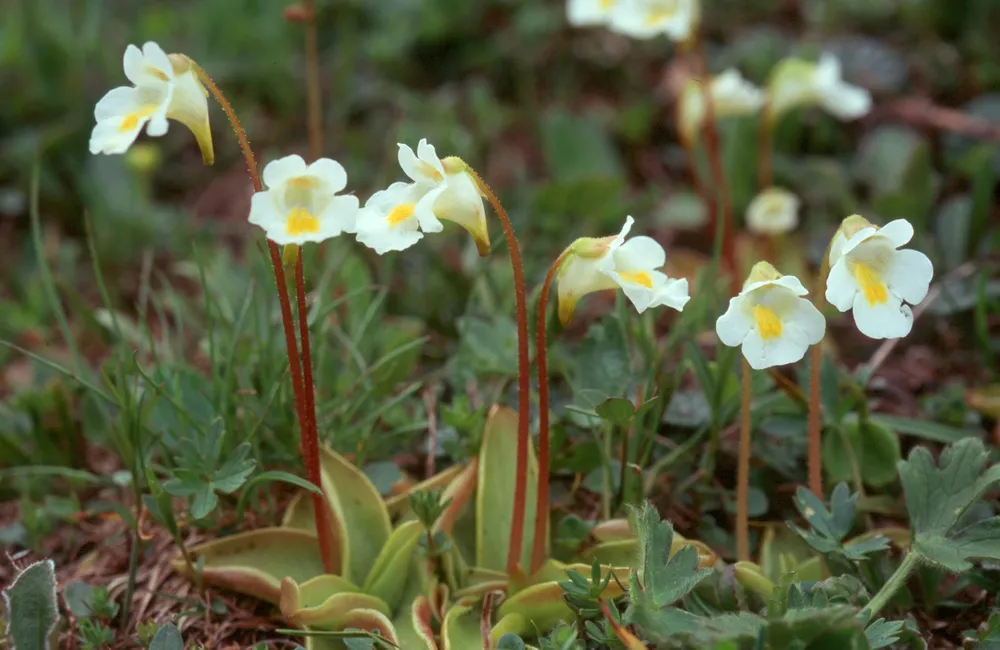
[767,54,871,122]
[745,187,800,235]
[247,155,359,245]
[567,0,618,26]
[677,69,765,144]
[825,216,933,340]
[355,139,491,255]
[608,0,699,42]
[716,262,825,370]
[89,42,214,163]
[557,216,690,323]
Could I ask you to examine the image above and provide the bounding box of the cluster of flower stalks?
[86,0,935,643]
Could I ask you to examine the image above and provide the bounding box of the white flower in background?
[247,155,359,245]
[89,42,214,164]
[677,69,765,144]
[716,262,825,370]
[609,0,699,42]
[745,187,800,235]
[557,216,690,323]
[567,0,617,26]
[355,139,491,255]
[767,53,871,122]
[825,216,933,339]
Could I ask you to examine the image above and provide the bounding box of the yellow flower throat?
[753,305,782,340]
[387,203,416,228]
[619,270,653,288]
[852,262,888,306]
[286,207,320,236]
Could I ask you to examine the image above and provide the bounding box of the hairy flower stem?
[737,358,752,561]
[302,0,323,160]
[861,552,919,620]
[807,247,833,499]
[531,251,569,573]
[194,64,337,574]
[468,169,531,577]
[696,44,737,291]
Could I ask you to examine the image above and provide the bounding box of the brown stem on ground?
[737,358,752,562]
[530,250,569,573]
[467,169,531,577]
[194,63,337,574]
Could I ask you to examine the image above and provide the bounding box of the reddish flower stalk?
[194,64,337,574]
[737,358,752,561]
[301,0,323,160]
[530,250,569,573]
[467,169,531,577]
[700,81,738,291]
[806,252,832,499]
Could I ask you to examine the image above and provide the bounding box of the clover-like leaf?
[789,483,889,561]
[625,502,712,634]
[899,438,1000,571]
[865,617,905,649]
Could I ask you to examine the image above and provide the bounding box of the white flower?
[247,155,359,245]
[89,42,214,163]
[677,69,765,144]
[825,217,933,340]
[568,0,617,26]
[356,181,444,254]
[745,187,800,235]
[608,0,699,42]
[768,54,871,122]
[557,216,690,323]
[355,139,490,255]
[716,262,825,370]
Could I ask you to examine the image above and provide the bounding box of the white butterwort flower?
[90,42,214,164]
[609,0,699,42]
[557,216,690,323]
[677,69,765,145]
[716,262,825,370]
[767,54,871,122]
[745,187,800,235]
[568,0,617,26]
[247,155,359,245]
[825,216,933,340]
[355,139,490,256]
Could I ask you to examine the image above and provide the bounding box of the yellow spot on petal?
[386,203,416,228]
[600,0,615,8]
[286,207,320,236]
[619,270,653,288]
[147,66,170,82]
[852,262,888,306]
[646,3,678,25]
[286,176,319,190]
[753,305,783,340]
[418,162,443,183]
[119,106,157,133]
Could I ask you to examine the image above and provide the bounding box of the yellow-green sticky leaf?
[476,406,540,573]
[303,609,400,650]
[280,490,345,576]
[363,520,422,612]
[175,528,324,604]
[434,459,478,536]
[319,445,393,584]
[591,518,632,542]
[452,566,507,600]
[394,594,439,650]
[280,576,389,629]
[579,535,716,569]
[442,599,485,650]
[279,573,359,612]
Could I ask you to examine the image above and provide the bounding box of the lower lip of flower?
[753,304,782,340]
[286,207,320,236]
[386,203,416,228]
[119,105,158,133]
[619,270,653,288]
[852,262,888,306]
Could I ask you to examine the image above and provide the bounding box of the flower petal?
[306,158,349,194]
[716,295,752,347]
[89,119,142,155]
[145,114,169,137]
[417,139,446,178]
[142,42,173,79]
[567,0,614,26]
[741,325,809,370]
[248,191,286,242]
[94,86,140,120]
[852,292,913,339]
[876,219,914,249]
[772,275,809,296]
[166,70,214,164]
[825,259,857,312]
[614,235,666,270]
[885,248,933,305]
[649,276,690,311]
[263,155,308,189]
[789,299,826,346]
